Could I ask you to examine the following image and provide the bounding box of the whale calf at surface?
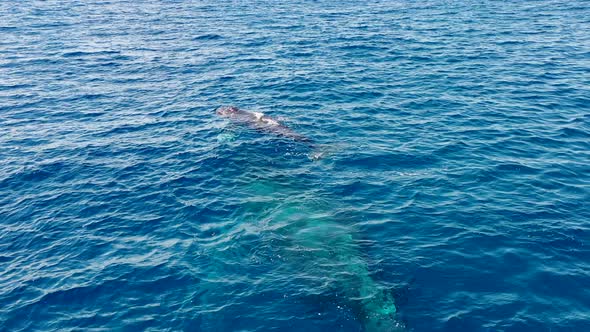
[215,106,312,143]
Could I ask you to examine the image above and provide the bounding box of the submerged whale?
[276,201,403,332]
[240,181,405,331]
[216,106,312,144]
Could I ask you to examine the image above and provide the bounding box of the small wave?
[61,50,121,58]
[193,34,223,41]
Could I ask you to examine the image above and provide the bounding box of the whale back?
[215,106,312,144]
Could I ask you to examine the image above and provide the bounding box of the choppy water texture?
[1,0,590,331]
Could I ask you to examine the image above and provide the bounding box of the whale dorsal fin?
[253,111,280,126]
[252,112,264,120]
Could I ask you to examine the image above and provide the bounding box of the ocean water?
[1,0,589,331]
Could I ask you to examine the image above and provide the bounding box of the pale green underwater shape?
[242,180,405,331]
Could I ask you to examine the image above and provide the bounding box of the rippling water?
[1,1,590,331]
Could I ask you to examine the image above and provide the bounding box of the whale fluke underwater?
[216,106,313,144]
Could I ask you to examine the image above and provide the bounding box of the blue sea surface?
[1,0,590,331]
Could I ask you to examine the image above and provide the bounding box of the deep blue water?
[1,0,590,331]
